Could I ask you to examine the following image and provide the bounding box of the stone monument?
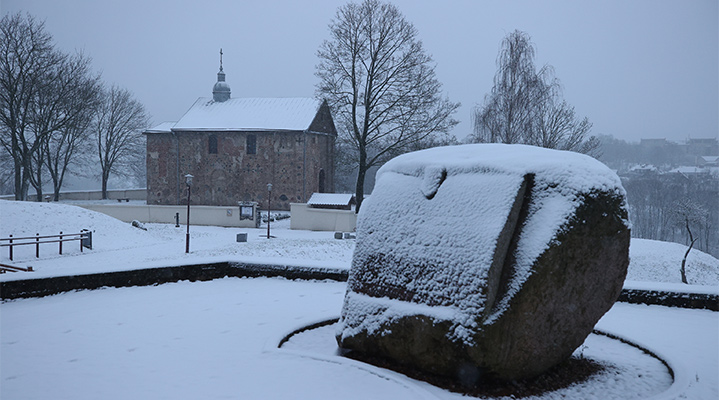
[336,144,630,383]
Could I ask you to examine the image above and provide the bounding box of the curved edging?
[278,318,340,348]
[592,328,693,400]
[0,262,349,300]
[618,288,718,311]
[1,263,717,311]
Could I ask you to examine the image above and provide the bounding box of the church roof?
[143,121,177,134]
[172,97,324,132]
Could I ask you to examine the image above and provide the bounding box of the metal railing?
[0,263,33,273]
[0,231,92,261]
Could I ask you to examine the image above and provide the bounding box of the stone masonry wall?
[146,130,335,210]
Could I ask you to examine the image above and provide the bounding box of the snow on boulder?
[337,144,630,383]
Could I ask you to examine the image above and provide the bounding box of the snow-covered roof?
[668,166,709,175]
[144,121,176,134]
[307,193,354,207]
[172,97,322,131]
[628,164,657,172]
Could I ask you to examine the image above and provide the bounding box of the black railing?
[0,263,33,273]
[0,231,92,261]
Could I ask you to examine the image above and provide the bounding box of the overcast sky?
[4,0,718,143]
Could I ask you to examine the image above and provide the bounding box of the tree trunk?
[101,170,109,200]
[53,175,61,201]
[680,239,695,285]
[14,160,23,200]
[20,166,31,201]
[34,166,43,202]
[34,183,43,202]
[680,217,696,284]
[355,148,368,214]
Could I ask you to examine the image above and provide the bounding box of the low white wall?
[0,189,147,202]
[78,204,259,228]
[290,203,357,232]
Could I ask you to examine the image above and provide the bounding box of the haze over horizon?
[4,0,718,144]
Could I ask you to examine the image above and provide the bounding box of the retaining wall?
[0,262,347,300]
[78,204,260,228]
[1,264,717,311]
[0,189,147,202]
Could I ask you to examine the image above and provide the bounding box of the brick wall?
[146,130,335,210]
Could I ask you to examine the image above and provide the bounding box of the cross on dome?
[212,48,231,102]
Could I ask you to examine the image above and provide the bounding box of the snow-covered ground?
[0,200,355,281]
[1,278,716,399]
[1,200,717,289]
[1,200,718,399]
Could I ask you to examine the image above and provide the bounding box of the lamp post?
[185,174,193,253]
[266,183,272,239]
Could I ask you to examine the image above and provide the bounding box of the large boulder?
[337,144,630,383]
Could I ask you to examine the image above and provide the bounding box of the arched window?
[208,135,218,154]
[247,134,256,155]
[318,169,326,193]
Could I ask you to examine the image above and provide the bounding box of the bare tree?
[0,12,61,200]
[316,0,460,212]
[94,85,149,199]
[44,60,102,201]
[472,30,554,145]
[672,198,709,284]
[28,51,101,201]
[471,30,598,156]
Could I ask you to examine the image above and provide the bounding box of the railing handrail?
[0,263,33,273]
[0,232,87,242]
[0,237,88,247]
[1,230,92,261]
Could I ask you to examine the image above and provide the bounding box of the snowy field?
[1,200,718,399]
[1,200,718,288]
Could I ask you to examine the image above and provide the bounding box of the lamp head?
[185,174,194,186]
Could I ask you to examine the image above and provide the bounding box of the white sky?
[3,0,718,143]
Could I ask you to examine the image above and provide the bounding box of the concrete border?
[618,288,718,311]
[1,263,717,311]
[0,262,347,300]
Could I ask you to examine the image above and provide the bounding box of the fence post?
[8,234,12,261]
[35,233,39,258]
[59,231,63,255]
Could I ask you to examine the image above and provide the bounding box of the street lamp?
[185,174,193,253]
[266,183,272,239]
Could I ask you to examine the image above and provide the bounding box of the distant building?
[686,138,719,157]
[639,138,669,148]
[144,53,337,210]
[696,155,719,168]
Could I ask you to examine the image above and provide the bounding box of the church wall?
[146,132,181,205]
[146,130,335,211]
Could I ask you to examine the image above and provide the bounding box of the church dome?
[212,49,231,102]
[212,69,231,102]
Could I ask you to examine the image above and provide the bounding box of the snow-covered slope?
[0,199,157,250]
[627,238,719,285]
[1,199,717,288]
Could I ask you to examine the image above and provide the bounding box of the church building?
[144,53,336,210]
